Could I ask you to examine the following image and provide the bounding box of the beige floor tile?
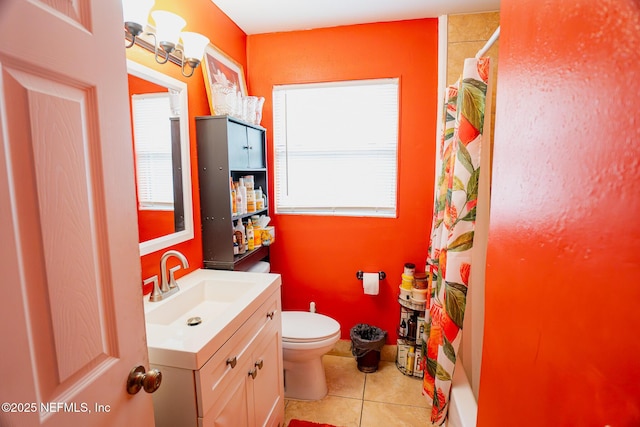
[284,395,362,427]
[363,361,428,408]
[360,401,434,427]
[327,339,353,357]
[379,344,397,362]
[323,355,366,399]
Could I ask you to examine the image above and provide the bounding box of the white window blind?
[132,93,174,209]
[273,79,399,217]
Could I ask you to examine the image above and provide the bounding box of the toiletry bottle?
[400,318,407,337]
[238,178,247,214]
[406,347,415,375]
[255,187,263,210]
[246,220,254,251]
[259,186,266,209]
[235,182,244,216]
[235,221,246,254]
[246,189,255,213]
[239,182,247,214]
[233,234,239,255]
[407,315,417,339]
[230,179,237,216]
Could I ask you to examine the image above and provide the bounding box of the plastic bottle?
[258,186,266,209]
[246,189,256,213]
[234,221,246,254]
[400,318,407,337]
[255,187,263,210]
[251,215,261,247]
[230,179,237,216]
[233,234,239,255]
[406,346,415,375]
[235,182,244,215]
[246,220,254,251]
[238,181,247,214]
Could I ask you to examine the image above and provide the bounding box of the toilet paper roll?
[363,272,379,295]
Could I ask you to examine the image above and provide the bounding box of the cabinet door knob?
[255,359,264,370]
[226,356,238,369]
[248,368,258,379]
[266,311,275,320]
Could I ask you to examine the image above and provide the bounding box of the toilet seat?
[282,311,340,343]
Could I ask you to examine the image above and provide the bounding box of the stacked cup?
[399,263,415,300]
[412,272,429,302]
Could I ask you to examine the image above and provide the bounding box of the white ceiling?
[212,0,501,35]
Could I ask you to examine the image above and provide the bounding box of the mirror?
[127,59,194,256]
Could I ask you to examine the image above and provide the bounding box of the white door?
[0,1,155,426]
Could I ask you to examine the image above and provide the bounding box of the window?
[132,93,174,209]
[273,79,399,217]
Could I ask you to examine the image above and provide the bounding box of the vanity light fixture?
[122,0,209,78]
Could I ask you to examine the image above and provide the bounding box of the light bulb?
[122,0,154,37]
[152,10,186,50]
[181,32,210,61]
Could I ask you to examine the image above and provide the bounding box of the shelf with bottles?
[396,304,427,378]
[396,339,425,378]
[230,173,267,217]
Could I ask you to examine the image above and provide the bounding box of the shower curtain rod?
[475,26,500,58]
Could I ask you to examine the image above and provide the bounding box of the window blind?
[132,93,174,209]
[272,79,399,217]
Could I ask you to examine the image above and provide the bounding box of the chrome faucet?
[148,250,189,302]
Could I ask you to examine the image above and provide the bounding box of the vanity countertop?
[144,268,281,370]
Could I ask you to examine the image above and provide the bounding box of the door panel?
[246,127,265,169]
[228,120,249,169]
[251,316,284,426]
[4,66,118,396]
[0,1,154,426]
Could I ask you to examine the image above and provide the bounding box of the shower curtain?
[422,57,490,424]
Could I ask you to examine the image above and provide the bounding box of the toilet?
[281,311,341,400]
[245,261,341,400]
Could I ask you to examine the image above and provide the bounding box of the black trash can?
[350,324,387,373]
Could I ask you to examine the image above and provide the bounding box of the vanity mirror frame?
[127,59,194,255]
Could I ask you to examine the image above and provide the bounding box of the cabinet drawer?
[195,293,280,417]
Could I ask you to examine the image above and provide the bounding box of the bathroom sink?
[144,269,281,370]
[144,279,255,327]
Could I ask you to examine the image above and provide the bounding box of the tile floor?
[283,341,436,427]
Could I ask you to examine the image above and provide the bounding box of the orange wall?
[138,210,175,242]
[247,20,439,341]
[478,0,640,424]
[126,0,247,293]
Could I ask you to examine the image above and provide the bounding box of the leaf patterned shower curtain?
[422,57,490,424]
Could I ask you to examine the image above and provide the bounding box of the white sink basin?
[144,269,281,370]
[145,279,256,327]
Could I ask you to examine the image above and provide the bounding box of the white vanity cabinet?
[150,286,284,427]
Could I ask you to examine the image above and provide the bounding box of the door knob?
[127,365,162,395]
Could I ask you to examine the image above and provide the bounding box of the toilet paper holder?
[356,270,386,280]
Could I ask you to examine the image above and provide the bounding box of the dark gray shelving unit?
[196,115,269,270]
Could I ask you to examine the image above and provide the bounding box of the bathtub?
[446,359,478,427]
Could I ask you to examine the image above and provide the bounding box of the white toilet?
[244,261,341,400]
[281,311,341,400]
